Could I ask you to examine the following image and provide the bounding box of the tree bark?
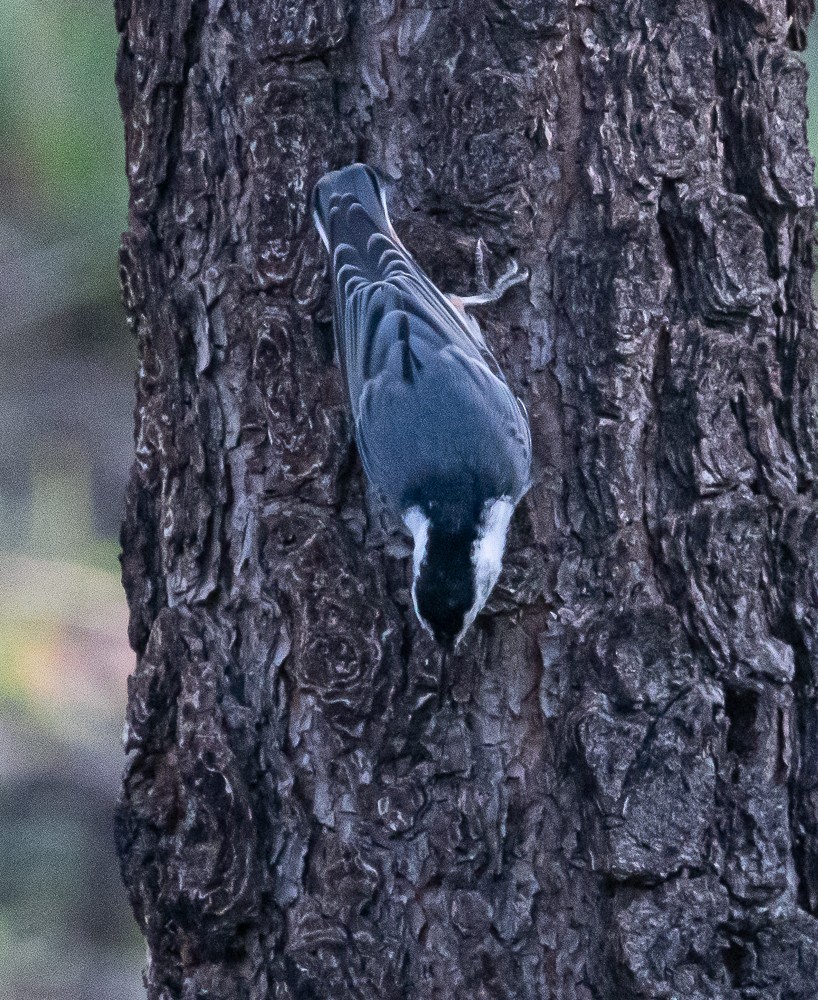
[115,0,818,996]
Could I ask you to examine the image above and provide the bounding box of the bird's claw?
[458,238,529,308]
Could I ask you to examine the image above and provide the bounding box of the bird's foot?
[458,238,529,308]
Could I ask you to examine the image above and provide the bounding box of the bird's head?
[403,499,514,649]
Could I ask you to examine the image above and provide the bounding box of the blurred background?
[0,4,816,999]
[0,1,141,997]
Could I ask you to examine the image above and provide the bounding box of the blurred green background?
[0,4,816,1000]
[0,1,141,998]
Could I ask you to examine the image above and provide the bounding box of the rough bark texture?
[115,0,818,997]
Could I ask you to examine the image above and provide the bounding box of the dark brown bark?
[115,0,818,996]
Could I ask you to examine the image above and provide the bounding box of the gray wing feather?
[315,165,531,512]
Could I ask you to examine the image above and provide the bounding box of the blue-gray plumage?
[313,164,531,648]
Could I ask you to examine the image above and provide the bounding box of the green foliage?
[0,0,128,297]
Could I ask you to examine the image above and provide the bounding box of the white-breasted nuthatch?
[313,164,531,649]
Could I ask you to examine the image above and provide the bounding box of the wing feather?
[315,165,530,511]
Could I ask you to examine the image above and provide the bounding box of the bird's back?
[313,165,531,514]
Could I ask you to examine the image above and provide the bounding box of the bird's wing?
[353,333,531,511]
[332,228,505,415]
[317,164,530,507]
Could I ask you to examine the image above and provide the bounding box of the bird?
[312,163,531,650]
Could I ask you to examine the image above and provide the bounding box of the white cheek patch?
[455,498,514,645]
[403,507,429,577]
[475,498,514,586]
[403,507,433,635]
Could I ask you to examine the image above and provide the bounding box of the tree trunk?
[115,0,818,996]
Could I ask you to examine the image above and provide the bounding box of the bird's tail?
[312,163,394,252]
